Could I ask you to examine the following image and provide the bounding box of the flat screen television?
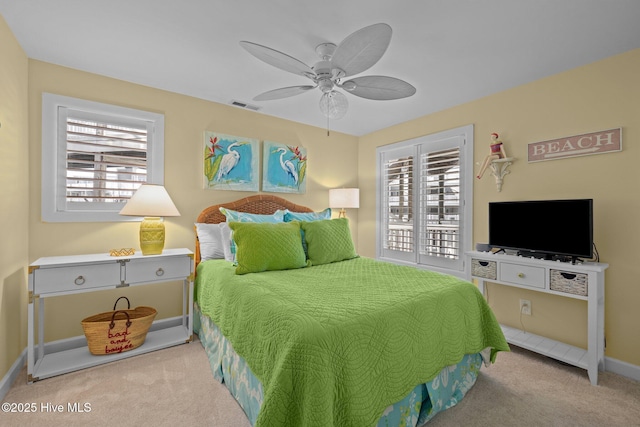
[488,199,593,261]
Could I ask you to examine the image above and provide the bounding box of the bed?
[193,195,508,427]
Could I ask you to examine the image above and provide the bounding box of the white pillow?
[195,223,226,260]
[218,222,233,262]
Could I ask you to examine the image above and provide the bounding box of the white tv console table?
[466,250,608,385]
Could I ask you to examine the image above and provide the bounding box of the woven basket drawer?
[550,269,588,296]
[471,259,497,280]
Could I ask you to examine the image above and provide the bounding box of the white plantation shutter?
[42,93,164,222]
[64,109,149,208]
[380,145,415,263]
[377,126,472,277]
[418,144,463,271]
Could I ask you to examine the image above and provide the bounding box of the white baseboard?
[605,356,640,382]
[0,347,27,402]
[0,316,185,401]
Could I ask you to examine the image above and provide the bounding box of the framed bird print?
[262,141,307,194]
[203,132,259,191]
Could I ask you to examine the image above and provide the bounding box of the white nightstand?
[27,248,194,383]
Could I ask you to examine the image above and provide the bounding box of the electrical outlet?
[520,299,531,316]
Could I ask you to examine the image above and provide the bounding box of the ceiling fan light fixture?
[319,90,348,120]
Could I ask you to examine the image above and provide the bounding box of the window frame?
[375,125,474,279]
[42,93,165,222]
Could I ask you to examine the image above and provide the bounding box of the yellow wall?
[24,61,358,344]
[358,48,640,366]
[0,15,29,380]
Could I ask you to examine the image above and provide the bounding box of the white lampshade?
[330,188,359,219]
[329,188,360,209]
[119,184,180,217]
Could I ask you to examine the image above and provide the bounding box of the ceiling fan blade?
[341,76,416,100]
[253,85,316,101]
[331,23,392,77]
[240,41,315,78]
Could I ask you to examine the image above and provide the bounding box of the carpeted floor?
[3,340,639,426]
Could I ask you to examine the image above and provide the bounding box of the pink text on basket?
[105,329,133,353]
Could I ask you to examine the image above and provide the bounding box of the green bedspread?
[196,257,508,427]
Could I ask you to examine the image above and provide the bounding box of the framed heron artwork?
[203,132,259,191]
[262,141,307,194]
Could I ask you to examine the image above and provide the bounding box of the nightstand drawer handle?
[518,273,525,278]
[156,268,165,277]
[74,276,86,286]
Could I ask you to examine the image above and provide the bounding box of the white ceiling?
[2,0,640,136]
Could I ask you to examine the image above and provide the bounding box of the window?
[42,93,165,222]
[376,125,473,278]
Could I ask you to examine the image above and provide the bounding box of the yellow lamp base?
[139,217,165,255]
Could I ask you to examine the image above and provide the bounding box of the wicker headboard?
[195,194,313,267]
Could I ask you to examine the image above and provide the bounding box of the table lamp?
[119,184,180,255]
[329,188,359,218]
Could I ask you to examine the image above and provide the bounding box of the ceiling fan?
[239,23,416,120]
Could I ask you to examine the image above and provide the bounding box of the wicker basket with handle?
[81,296,157,355]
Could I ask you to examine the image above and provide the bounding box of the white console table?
[27,248,194,383]
[466,250,608,385]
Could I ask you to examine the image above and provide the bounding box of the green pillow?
[219,207,286,262]
[300,218,358,266]
[228,221,309,275]
[284,208,332,257]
